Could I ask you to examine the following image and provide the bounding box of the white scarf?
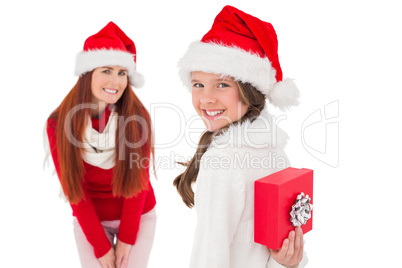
[81,111,118,169]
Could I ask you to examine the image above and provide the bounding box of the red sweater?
[46,108,156,258]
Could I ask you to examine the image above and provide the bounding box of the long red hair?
[49,71,153,204]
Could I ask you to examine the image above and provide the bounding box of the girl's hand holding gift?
[270,227,304,267]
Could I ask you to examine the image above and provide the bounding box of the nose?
[200,87,216,104]
[108,72,121,86]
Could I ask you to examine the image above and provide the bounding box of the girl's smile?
[202,109,225,118]
[191,71,249,132]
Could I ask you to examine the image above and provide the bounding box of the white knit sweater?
[190,110,308,268]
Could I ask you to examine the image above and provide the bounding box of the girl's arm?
[189,152,246,267]
[265,148,309,268]
[47,119,112,258]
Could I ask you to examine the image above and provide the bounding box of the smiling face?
[191,71,249,132]
[91,65,128,109]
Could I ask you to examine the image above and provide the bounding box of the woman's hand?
[98,248,116,268]
[270,227,304,267]
[115,239,132,268]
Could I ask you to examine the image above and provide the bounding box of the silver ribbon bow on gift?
[290,192,313,227]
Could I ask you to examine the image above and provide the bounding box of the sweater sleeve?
[189,151,246,268]
[117,164,150,244]
[117,141,153,245]
[117,189,147,244]
[46,119,112,258]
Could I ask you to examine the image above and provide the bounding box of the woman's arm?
[115,164,150,267]
[117,183,147,245]
[47,119,112,258]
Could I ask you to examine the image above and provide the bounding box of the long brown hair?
[49,71,153,204]
[173,82,266,208]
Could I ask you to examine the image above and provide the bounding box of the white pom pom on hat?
[269,78,300,111]
[178,5,299,110]
[75,21,144,88]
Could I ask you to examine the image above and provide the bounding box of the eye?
[218,83,229,88]
[192,83,204,88]
[118,71,127,76]
[102,69,110,74]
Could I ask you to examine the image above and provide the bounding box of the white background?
[1,0,401,267]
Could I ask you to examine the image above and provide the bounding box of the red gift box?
[254,167,313,250]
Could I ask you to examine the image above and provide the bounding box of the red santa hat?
[178,6,299,110]
[75,21,144,88]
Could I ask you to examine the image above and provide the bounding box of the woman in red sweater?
[46,22,156,268]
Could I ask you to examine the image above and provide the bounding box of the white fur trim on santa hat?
[75,49,144,88]
[178,41,299,110]
[178,41,276,95]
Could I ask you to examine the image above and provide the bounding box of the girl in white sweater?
[174,5,308,268]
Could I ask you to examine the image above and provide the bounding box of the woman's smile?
[103,88,119,94]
